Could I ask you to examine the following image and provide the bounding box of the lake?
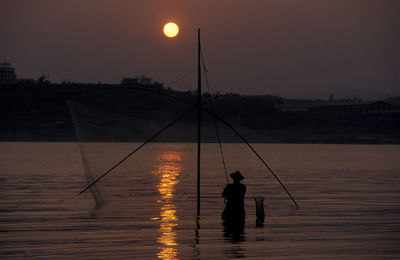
[0,142,399,259]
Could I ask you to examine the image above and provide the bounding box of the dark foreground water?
[1,142,399,259]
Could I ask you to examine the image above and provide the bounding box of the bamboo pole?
[197,28,202,216]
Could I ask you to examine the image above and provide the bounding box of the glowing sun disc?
[163,22,179,38]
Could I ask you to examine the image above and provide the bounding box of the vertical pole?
[197,28,202,216]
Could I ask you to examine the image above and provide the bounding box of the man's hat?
[230,171,244,180]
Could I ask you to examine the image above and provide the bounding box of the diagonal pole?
[77,91,220,195]
[79,106,196,195]
[201,107,299,209]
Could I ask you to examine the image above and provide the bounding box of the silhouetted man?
[222,171,246,222]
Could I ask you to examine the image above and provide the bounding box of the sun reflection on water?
[152,151,182,260]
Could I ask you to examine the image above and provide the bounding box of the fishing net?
[67,87,296,211]
[67,87,196,206]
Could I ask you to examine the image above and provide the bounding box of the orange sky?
[1,0,399,98]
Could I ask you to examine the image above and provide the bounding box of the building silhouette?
[0,61,16,85]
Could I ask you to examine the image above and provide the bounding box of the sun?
[163,22,179,38]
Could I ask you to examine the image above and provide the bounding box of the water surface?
[0,142,399,259]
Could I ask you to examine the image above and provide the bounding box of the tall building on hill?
[0,61,16,85]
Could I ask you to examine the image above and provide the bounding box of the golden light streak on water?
[152,151,183,260]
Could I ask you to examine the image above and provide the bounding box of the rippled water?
[1,142,399,259]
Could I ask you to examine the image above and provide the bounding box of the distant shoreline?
[2,84,399,145]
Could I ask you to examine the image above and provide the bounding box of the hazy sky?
[1,0,399,98]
